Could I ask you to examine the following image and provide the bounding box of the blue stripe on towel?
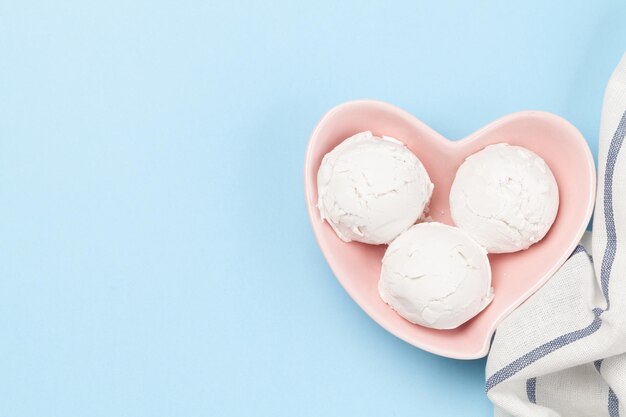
[485,310,603,390]
[526,378,537,404]
[600,109,626,309]
[609,389,619,417]
[570,244,588,257]
[594,359,620,417]
[594,359,603,372]
[486,110,626,392]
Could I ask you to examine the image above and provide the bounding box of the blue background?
[1,1,624,416]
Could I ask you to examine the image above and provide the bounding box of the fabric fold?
[486,53,626,417]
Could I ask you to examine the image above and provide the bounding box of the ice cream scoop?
[449,143,559,253]
[317,131,433,245]
[378,222,493,329]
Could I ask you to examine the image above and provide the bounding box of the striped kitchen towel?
[486,54,626,417]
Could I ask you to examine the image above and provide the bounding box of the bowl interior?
[304,100,596,359]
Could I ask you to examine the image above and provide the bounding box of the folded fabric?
[486,54,626,417]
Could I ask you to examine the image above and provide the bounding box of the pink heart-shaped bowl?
[304,100,596,359]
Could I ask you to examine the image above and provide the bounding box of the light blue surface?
[1,1,624,416]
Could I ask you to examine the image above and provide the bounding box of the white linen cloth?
[486,54,626,417]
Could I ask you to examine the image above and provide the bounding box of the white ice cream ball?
[317,131,433,245]
[378,222,493,329]
[449,143,559,253]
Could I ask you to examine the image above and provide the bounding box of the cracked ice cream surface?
[317,131,433,245]
[449,143,559,253]
[378,222,493,329]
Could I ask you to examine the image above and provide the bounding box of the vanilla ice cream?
[449,143,559,253]
[317,131,433,245]
[378,222,493,329]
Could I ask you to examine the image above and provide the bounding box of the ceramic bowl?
[304,100,596,359]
